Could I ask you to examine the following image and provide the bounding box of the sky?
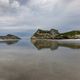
[0,0,80,32]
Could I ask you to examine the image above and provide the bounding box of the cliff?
[31,29,59,39]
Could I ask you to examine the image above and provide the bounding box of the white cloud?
[11,0,20,8]
[0,16,17,26]
[0,0,9,6]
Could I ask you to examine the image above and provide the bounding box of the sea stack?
[31,29,59,39]
[0,34,20,41]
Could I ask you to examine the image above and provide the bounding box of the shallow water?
[0,38,80,80]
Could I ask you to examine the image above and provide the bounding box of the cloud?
[11,0,20,8]
[0,0,80,31]
[0,0,9,6]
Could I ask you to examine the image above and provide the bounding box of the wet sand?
[0,39,80,80]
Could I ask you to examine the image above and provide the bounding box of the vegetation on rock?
[55,31,80,39]
[0,34,20,40]
[31,29,59,39]
[31,29,80,39]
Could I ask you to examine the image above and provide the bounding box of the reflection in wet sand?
[0,39,80,80]
[31,39,80,50]
[0,40,20,45]
[31,39,59,50]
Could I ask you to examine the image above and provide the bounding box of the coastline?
[0,39,20,42]
[31,38,80,44]
[31,38,80,41]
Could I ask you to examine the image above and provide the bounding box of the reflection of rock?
[0,40,20,45]
[5,40,19,45]
[59,41,80,49]
[61,44,80,49]
[0,34,20,40]
[31,39,80,50]
[31,39,59,50]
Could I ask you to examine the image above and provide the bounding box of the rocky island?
[31,29,80,39]
[0,34,20,41]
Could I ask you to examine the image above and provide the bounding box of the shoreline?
[31,38,80,44]
[0,39,20,42]
[31,38,80,41]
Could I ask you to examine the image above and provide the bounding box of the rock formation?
[55,31,80,39]
[31,29,80,39]
[31,29,59,39]
[0,34,20,41]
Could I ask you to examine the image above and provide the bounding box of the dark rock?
[31,29,80,39]
[0,34,20,40]
[31,29,59,39]
[55,31,80,39]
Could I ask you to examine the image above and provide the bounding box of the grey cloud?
[0,0,80,31]
[16,0,29,5]
[0,0,20,15]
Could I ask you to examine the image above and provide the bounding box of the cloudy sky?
[0,0,80,31]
